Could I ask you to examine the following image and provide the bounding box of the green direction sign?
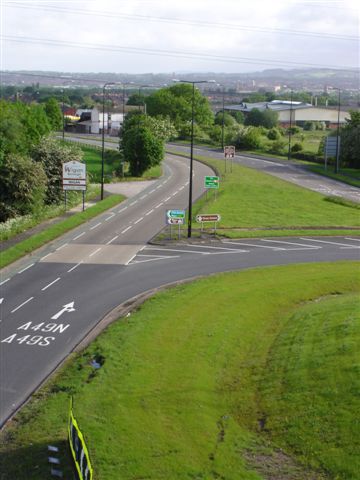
[167,209,185,219]
[204,176,220,189]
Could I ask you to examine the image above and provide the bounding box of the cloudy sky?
[1,0,358,73]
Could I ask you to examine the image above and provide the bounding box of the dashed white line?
[90,222,102,230]
[11,296,34,313]
[140,194,148,200]
[164,196,171,202]
[117,207,128,213]
[145,209,154,216]
[134,217,144,225]
[105,213,116,221]
[67,262,82,273]
[40,253,52,261]
[41,277,61,291]
[121,226,132,234]
[156,185,161,189]
[130,201,137,206]
[106,235,119,245]
[345,237,360,242]
[172,191,178,196]
[179,186,185,191]
[148,190,156,194]
[73,232,86,241]
[89,247,102,257]
[56,243,68,251]
[18,263,35,274]
[125,254,137,265]
[0,278,10,286]
[155,202,163,209]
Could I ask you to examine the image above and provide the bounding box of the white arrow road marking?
[51,301,76,320]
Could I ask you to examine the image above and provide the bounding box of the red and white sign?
[196,214,221,223]
[224,145,235,158]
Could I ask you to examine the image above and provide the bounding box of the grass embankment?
[188,154,360,237]
[0,195,124,269]
[307,165,360,189]
[0,262,358,479]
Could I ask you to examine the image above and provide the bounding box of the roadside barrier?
[68,397,93,480]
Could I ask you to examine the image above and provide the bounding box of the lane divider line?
[121,226,132,234]
[73,232,85,241]
[18,263,35,274]
[0,278,10,286]
[56,243,68,251]
[106,235,119,245]
[67,262,82,273]
[40,253,52,261]
[90,222,102,230]
[41,277,61,292]
[134,217,143,225]
[145,209,154,216]
[130,201,137,206]
[117,207,128,213]
[89,247,102,257]
[104,213,116,221]
[140,194,148,200]
[164,196,171,202]
[11,296,34,313]
[155,202,163,209]
[125,254,137,266]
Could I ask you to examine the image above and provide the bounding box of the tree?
[123,124,164,176]
[340,110,360,168]
[32,137,83,204]
[45,98,63,130]
[215,112,236,127]
[146,84,214,127]
[0,153,47,221]
[127,93,146,106]
[244,108,278,128]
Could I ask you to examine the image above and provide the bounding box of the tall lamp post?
[173,79,215,238]
[333,87,341,174]
[101,82,117,200]
[60,89,65,141]
[287,89,293,160]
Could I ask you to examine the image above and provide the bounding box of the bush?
[235,127,263,150]
[303,121,316,131]
[291,142,303,152]
[267,128,281,140]
[269,139,287,154]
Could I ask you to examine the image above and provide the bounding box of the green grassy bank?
[1,262,359,479]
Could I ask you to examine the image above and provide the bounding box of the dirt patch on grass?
[244,447,327,480]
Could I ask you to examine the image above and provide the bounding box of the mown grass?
[0,262,358,479]
[189,154,360,238]
[0,195,124,269]
[307,164,360,188]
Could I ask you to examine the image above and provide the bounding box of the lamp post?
[173,79,215,238]
[101,82,117,200]
[333,87,341,174]
[60,88,65,141]
[287,89,293,160]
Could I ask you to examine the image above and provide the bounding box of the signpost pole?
[82,191,85,211]
[64,191,67,212]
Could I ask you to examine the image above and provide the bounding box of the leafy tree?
[215,112,236,127]
[32,137,83,204]
[127,93,146,106]
[235,127,263,150]
[146,84,214,127]
[340,110,360,168]
[45,98,63,130]
[267,128,282,140]
[0,153,47,221]
[244,108,278,128]
[229,111,245,124]
[123,124,163,176]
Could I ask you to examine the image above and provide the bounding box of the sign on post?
[166,209,185,225]
[324,136,340,170]
[62,161,87,191]
[204,176,220,189]
[196,214,221,223]
[224,145,235,158]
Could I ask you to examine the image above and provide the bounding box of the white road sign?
[63,161,87,191]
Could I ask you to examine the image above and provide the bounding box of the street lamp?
[101,82,118,200]
[287,89,293,160]
[60,88,65,141]
[332,87,341,174]
[173,79,215,238]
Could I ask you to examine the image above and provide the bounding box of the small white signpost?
[62,161,87,210]
[224,145,235,173]
[166,209,185,239]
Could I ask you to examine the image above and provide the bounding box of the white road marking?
[145,209,154,216]
[345,237,360,242]
[140,194,148,199]
[261,239,321,249]
[11,297,34,313]
[155,202,164,209]
[41,277,61,291]
[339,246,360,249]
[185,181,189,186]
[89,247,102,257]
[0,278,10,286]
[90,222,102,230]
[73,232,85,241]
[149,190,156,194]
[117,207,128,213]
[179,186,185,191]
[67,262,82,273]
[164,196,171,202]
[106,235,119,245]
[131,256,180,264]
[136,254,177,258]
[104,213,116,221]
[145,247,210,255]
[300,237,358,247]
[134,217,143,225]
[121,226,132,234]
[224,241,285,250]
[156,185,161,189]
[40,253,52,260]
[130,201,137,206]
[190,244,248,253]
[56,243,68,251]
[172,191,178,196]
[125,254,137,265]
[18,263,35,274]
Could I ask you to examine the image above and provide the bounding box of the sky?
[0,0,359,74]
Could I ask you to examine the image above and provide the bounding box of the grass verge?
[168,152,360,238]
[307,165,360,188]
[0,195,124,269]
[0,262,358,479]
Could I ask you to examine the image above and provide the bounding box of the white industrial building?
[224,100,349,127]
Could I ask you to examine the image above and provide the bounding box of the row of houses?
[64,108,125,136]
[224,100,349,128]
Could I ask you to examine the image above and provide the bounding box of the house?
[224,100,349,128]
[74,108,108,134]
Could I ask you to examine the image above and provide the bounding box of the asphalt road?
[0,144,359,428]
